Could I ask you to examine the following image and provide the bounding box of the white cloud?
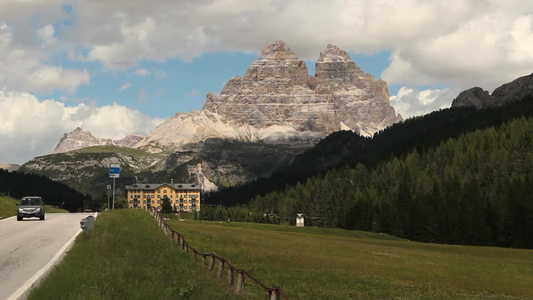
[0,22,89,94]
[390,87,461,119]
[382,5,533,92]
[120,82,132,91]
[134,68,151,76]
[0,91,163,164]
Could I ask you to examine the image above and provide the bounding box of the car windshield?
[21,198,42,206]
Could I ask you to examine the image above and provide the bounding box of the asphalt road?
[0,213,93,300]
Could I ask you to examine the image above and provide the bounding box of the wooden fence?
[149,207,289,300]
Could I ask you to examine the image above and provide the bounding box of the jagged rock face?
[53,127,144,154]
[452,72,533,109]
[202,41,402,137]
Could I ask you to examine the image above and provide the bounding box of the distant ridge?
[452,72,533,109]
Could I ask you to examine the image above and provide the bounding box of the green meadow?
[168,216,533,299]
[25,209,533,299]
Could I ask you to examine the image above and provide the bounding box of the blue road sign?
[109,163,120,178]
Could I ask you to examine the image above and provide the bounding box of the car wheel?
[40,214,45,220]
[17,216,22,221]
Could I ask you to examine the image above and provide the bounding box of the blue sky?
[1,0,532,164]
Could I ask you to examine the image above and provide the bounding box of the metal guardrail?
[148,207,289,300]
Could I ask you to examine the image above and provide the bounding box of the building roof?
[125,183,201,190]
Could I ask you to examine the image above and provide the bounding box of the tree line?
[0,169,91,212]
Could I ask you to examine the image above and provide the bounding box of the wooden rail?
[149,207,289,300]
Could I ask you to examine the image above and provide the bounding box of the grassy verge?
[27,209,246,300]
[167,219,533,300]
[0,195,19,219]
[0,196,68,219]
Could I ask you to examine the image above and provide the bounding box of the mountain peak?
[53,128,144,154]
[257,40,299,61]
[318,44,352,62]
[452,72,533,109]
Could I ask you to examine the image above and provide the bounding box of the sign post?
[106,185,112,209]
[109,163,120,209]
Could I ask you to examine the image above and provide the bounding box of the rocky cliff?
[137,41,402,151]
[53,127,144,154]
[452,72,533,109]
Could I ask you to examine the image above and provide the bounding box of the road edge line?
[7,227,84,300]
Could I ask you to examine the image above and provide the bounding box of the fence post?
[227,268,234,286]
[208,256,216,271]
[218,261,225,280]
[270,289,280,300]
[236,271,245,293]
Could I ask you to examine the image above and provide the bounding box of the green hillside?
[248,116,533,248]
[207,96,533,208]
[0,170,92,212]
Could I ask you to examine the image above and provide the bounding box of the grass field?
[27,209,246,300]
[167,217,533,299]
[23,209,533,299]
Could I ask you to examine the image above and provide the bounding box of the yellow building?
[125,182,201,212]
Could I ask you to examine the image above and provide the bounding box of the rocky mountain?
[53,127,144,154]
[452,72,533,109]
[136,41,402,151]
[25,40,403,198]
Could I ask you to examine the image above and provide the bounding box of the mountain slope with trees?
[250,116,533,248]
[0,169,91,212]
[207,96,533,207]
[205,96,533,248]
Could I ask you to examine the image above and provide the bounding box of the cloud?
[0,22,89,94]
[390,87,461,119]
[187,89,200,97]
[134,68,151,76]
[154,69,167,79]
[120,82,132,91]
[0,91,163,164]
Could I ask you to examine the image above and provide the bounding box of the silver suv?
[17,196,45,221]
